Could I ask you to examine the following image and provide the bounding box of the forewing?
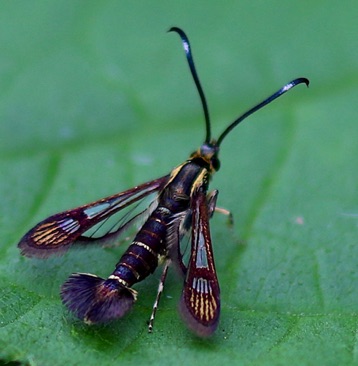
[179,189,220,337]
[18,175,169,258]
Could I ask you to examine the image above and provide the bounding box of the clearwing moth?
[18,27,308,337]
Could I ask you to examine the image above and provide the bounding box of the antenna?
[169,27,212,143]
[169,27,309,147]
[216,78,309,146]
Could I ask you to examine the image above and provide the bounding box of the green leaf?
[1,1,357,365]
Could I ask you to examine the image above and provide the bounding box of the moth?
[18,27,308,337]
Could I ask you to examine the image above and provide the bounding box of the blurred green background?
[0,1,357,365]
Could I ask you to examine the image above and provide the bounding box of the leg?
[214,207,233,226]
[148,260,171,333]
[207,190,233,225]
